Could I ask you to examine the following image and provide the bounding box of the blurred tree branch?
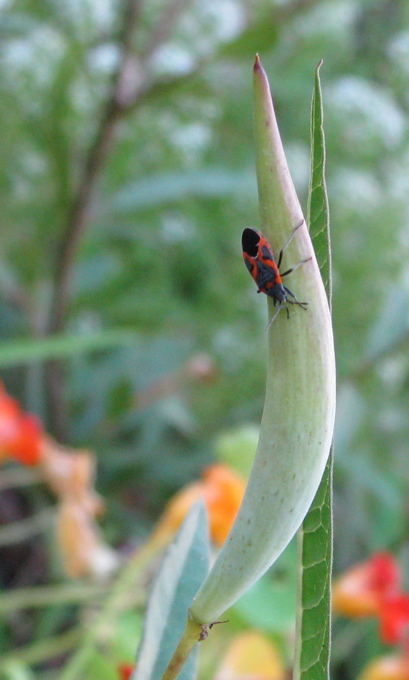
[44,0,192,436]
[46,0,142,338]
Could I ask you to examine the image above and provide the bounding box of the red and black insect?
[242,223,311,327]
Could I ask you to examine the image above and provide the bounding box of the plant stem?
[161,616,201,680]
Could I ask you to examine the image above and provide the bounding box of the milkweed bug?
[242,223,311,328]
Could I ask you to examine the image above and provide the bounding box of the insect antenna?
[265,306,286,330]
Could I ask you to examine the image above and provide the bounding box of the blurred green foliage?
[1,0,409,678]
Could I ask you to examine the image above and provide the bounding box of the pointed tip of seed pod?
[317,58,324,70]
[253,54,270,95]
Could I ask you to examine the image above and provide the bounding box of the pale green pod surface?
[189,57,336,626]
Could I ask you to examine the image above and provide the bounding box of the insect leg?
[277,220,305,268]
[283,286,308,310]
[280,257,312,278]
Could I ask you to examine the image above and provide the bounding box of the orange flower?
[214,631,285,680]
[358,654,409,680]
[0,381,43,465]
[333,553,401,618]
[202,465,245,545]
[153,464,245,547]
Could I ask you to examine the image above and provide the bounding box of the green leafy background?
[1,1,409,679]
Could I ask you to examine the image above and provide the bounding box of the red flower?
[118,663,134,680]
[0,381,43,465]
[334,553,409,674]
[371,554,402,597]
[333,552,401,618]
[379,593,409,651]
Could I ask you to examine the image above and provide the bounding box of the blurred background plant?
[1,0,409,678]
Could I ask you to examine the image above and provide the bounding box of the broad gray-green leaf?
[110,168,255,214]
[133,501,209,680]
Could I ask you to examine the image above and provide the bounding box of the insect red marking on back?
[242,226,310,327]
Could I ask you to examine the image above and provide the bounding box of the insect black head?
[242,228,260,257]
[266,283,287,305]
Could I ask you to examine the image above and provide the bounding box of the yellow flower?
[215,631,285,680]
[358,654,409,680]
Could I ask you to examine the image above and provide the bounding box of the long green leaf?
[294,62,333,680]
[0,330,138,367]
[307,61,331,296]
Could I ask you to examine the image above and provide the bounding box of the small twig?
[143,0,192,62]
[0,508,54,547]
[0,466,42,491]
[198,619,229,641]
[0,264,31,317]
